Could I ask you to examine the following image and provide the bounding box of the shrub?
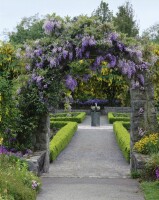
[50,112,86,123]
[0,154,41,200]
[133,133,159,154]
[50,121,78,162]
[113,121,130,162]
[50,121,68,129]
[141,153,159,181]
[108,112,130,124]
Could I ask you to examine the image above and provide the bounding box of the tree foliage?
[113,1,139,37]
[92,0,113,23]
[142,24,159,44]
[8,14,45,45]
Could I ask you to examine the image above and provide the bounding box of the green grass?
[141,181,159,200]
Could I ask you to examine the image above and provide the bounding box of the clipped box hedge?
[50,112,86,123]
[113,121,130,162]
[108,112,130,124]
[50,121,78,162]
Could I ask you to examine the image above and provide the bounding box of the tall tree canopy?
[8,14,45,45]
[113,1,139,37]
[92,0,113,23]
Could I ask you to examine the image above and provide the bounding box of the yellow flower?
[133,133,159,154]
[79,60,83,64]
[0,138,3,145]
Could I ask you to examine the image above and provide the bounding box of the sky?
[0,0,159,40]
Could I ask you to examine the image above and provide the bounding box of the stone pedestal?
[91,111,100,126]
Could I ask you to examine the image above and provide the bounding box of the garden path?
[37,115,144,200]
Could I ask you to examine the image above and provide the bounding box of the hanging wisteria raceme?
[42,19,61,35]
[65,75,77,91]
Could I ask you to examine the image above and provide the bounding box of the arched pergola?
[20,17,158,172]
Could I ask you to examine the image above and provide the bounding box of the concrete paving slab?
[37,115,144,200]
[37,177,144,200]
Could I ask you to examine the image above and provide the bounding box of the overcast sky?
[0,0,159,40]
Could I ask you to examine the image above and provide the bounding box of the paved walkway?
[37,116,144,200]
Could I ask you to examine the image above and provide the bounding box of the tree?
[8,14,45,45]
[92,0,113,23]
[113,1,139,37]
[142,24,159,44]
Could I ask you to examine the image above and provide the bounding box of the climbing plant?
[15,15,157,159]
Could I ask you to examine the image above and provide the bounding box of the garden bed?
[50,112,86,123]
[108,112,130,124]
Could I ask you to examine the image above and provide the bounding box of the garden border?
[108,112,130,124]
[113,121,130,162]
[50,112,86,123]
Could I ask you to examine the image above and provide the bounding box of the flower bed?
[0,154,41,200]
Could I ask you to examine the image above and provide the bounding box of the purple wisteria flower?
[137,74,144,85]
[94,56,104,66]
[25,64,31,71]
[82,36,96,48]
[69,52,73,61]
[155,168,159,179]
[31,74,37,82]
[85,51,90,59]
[36,76,44,88]
[105,54,116,68]
[116,41,125,51]
[43,19,61,35]
[62,50,68,59]
[57,47,62,52]
[75,47,82,59]
[118,59,136,79]
[36,62,43,68]
[65,75,77,91]
[0,146,8,154]
[36,76,43,83]
[34,49,42,57]
[108,32,119,41]
[49,58,57,68]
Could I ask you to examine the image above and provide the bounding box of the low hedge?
[50,112,86,123]
[113,121,130,162]
[108,112,130,124]
[50,121,78,162]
